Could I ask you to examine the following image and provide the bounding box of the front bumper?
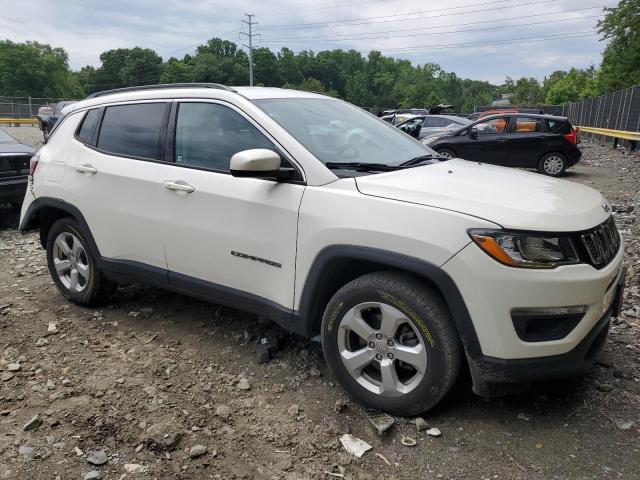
[442,238,624,394]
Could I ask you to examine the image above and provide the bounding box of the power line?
[267,0,388,16]
[259,5,607,41]
[359,31,597,54]
[260,0,562,29]
[241,13,259,86]
[260,14,603,44]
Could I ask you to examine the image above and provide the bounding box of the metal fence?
[0,96,75,119]
[565,85,640,133]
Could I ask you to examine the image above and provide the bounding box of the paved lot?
[0,128,639,479]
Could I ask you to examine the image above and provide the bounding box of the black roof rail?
[85,83,235,99]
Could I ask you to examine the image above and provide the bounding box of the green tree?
[597,0,640,91]
[0,40,78,97]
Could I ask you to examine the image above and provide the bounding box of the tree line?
[0,0,637,112]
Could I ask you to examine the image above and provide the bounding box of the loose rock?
[415,417,428,432]
[83,471,102,480]
[215,404,231,419]
[190,444,208,458]
[124,463,148,473]
[86,450,108,466]
[22,415,42,431]
[236,378,251,390]
[7,363,20,372]
[426,427,442,437]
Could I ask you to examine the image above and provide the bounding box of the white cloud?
[0,0,608,82]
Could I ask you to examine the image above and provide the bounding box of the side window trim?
[169,99,305,182]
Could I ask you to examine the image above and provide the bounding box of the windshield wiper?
[325,162,403,172]
[399,154,442,166]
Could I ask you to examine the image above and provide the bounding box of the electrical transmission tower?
[241,13,260,86]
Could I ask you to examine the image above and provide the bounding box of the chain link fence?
[0,96,76,120]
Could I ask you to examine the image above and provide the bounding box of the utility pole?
[241,13,259,86]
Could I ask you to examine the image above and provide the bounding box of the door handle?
[75,165,97,174]
[164,181,195,193]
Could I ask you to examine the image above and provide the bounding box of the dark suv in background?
[424,114,581,177]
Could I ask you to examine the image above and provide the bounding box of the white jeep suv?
[20,84,625,415]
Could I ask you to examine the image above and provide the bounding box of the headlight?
[468,229,579,268]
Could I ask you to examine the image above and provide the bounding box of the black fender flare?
[297,245,482,358]
[20,197,103,256]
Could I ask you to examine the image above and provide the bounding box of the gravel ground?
[1,126,639,479]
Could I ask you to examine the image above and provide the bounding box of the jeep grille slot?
[579,217,620,268]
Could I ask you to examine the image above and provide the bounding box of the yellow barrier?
[0,117,38,126]
[578,126,640,142]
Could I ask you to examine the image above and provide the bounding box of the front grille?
[578,217,620,268]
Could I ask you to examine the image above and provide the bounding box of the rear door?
[62,102,171,278]
[455,116,511,163]
[504,116,548,167]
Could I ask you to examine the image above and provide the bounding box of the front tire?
[435,148,456,159]
[538,152,567,177]
[46,218,116,306]
[321,272,463,416]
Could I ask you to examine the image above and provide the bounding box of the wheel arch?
[297,245,482,358]
[20,197,101,254]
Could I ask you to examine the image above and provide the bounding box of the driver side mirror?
[469,127,479,140]
[230,149,294,180]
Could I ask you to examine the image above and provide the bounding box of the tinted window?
[97,103,167,160]
[175,103,274,171]
[475,117,508,134]
[547,119,571,134]
[426,117,452,128]
[76,109,101,144]
[514,117,544,133]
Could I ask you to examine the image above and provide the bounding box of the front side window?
[515,117,544,133]
[254,98,435,166]
[97,103,167,160]
[76,108,101,144]
[474,117,509,134]
[175,103,274,171]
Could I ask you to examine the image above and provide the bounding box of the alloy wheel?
[337,302,428,397]
[52,232,90,293]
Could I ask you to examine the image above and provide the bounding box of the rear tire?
[321,271,463,416]
[46,218,116,306]
[538,152,567,177]
[435,148,456,159]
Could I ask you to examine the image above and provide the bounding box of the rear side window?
[76,108,101,145]
[97,103,167,160]
[174,102,274,171]
[426,117,452,127]
[514,117,545,133]
[547,119,572,134]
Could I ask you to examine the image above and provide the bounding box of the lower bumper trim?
[469,307,612,397]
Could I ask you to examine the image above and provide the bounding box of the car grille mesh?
[579,217,620,268]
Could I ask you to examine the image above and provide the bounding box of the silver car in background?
[396,114,472,140]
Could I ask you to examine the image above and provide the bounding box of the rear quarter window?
[97,103,168,160]
[76,108,101,145]
[546,119,572,134]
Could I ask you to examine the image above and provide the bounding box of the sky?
[0,0,612,84]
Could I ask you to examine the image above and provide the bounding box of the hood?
[0,143,35,155]
[355,159,610,232]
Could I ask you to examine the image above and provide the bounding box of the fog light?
[511,306,587,342]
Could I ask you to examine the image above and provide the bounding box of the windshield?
[0,129,16,143]
[253,98,437,166]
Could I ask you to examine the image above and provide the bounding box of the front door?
[161,101,305,312]
[457,116,511,164]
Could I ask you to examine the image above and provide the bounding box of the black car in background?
[0,129,35,209]
[425,114,581,177]
[37,100,75,139]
